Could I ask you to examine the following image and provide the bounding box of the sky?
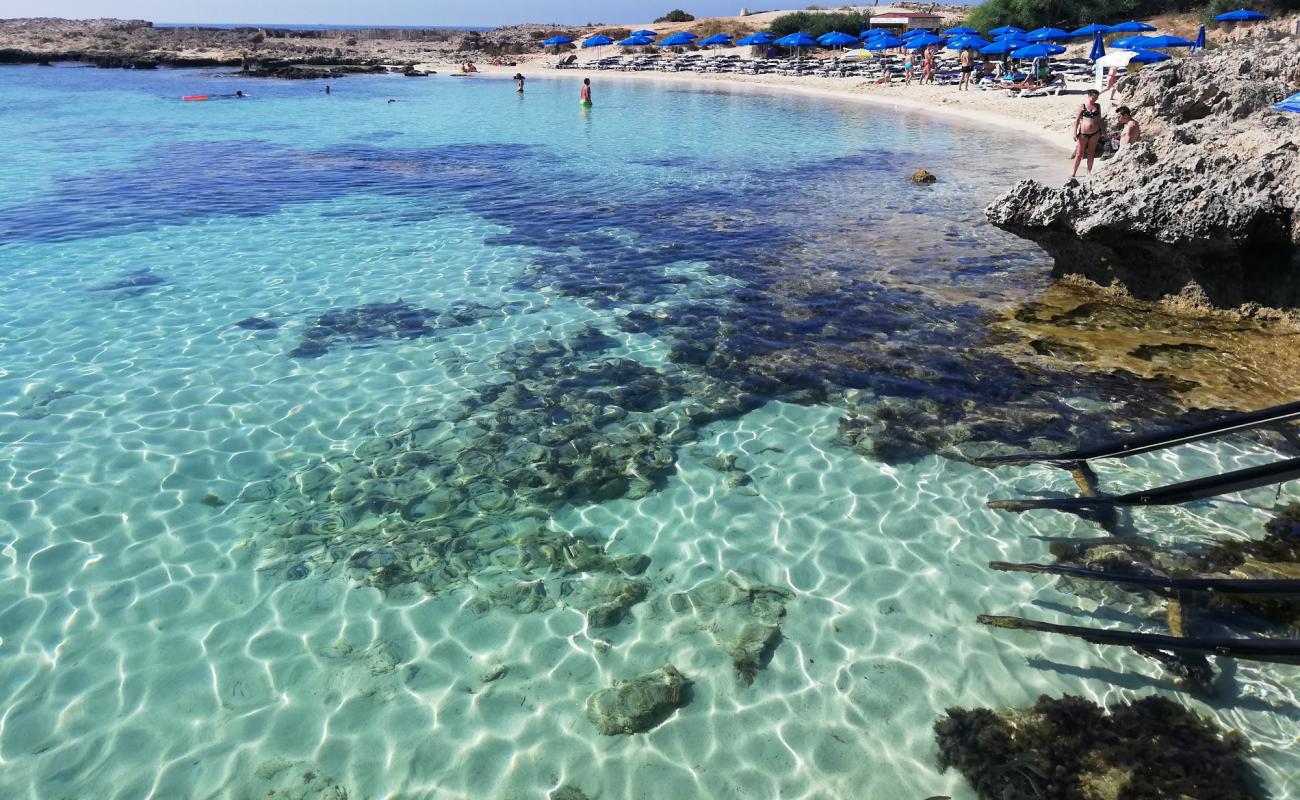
[2,0,765,27]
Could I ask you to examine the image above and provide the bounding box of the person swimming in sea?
[515,73,525,93]
[580,78,592,106]
[234,90,245,98]
[325,84,331,94]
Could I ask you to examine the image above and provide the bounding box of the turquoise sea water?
[0,64,1297,799]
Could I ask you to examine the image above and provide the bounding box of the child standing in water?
[580,78,592,106]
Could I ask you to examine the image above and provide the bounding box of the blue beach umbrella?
[617,35,655,47]
[903,32,945,49]
[1072,24,1112,37]
[979,40,1022,55]
[633,29,658,37]
[1010,42,1066,59]
[699,33,733,47]
[582,35,614,47]
[659,31,697,47]
[946,36,990,50]
[1109,20,1157,33]
[1274,92,1300,113]
[863,35,906,50]
[1215,9,1269,21]
[1089,31,1106,61]
[988,25,1025,36]
[775,32,819,48]
[736,32,775,46]
[942,25,979,36]
[542,36,574,46]
[1142,35,1196,48]
[1025,27,1072,41]
[818,31,860,48]
[1110,35,1157,49]
[1128,48,1171,64]
[1193,25,1206,51]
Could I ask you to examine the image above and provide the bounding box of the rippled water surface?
[1,64,1297,799]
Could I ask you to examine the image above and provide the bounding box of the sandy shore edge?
[462,63,1078,153]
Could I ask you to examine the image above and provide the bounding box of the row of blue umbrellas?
[560,8,1268,53]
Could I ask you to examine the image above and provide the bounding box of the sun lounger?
[1016,75,1067,97]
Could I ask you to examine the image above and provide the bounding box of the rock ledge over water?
[986,40,1300,308]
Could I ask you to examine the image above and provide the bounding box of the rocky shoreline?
[986,37,1300,311]
[0,17,502,71]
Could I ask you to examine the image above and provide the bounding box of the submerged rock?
[90,268,167,294]
[289,300,435,358]
[235,316,278,330]
[934,695,1257,800]
[908,169,938,184]
[669,572,793,684]
[585,664,691,735]
[289,299,510,358]
[985,42,1300,310]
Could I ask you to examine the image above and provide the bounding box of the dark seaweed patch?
[90,269,167,295]
[289,300,516,358]
[248,325,758,614]
[235,317,278,330]
[934,695,1259,800]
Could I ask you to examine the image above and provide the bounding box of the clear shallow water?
[0,64,1297,799]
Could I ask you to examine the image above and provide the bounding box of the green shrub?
[968,0,1298,32]
[655,9,696,22]
[768,9,869,38]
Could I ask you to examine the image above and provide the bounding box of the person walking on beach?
[1072,89,1106,178]
[514,73,525,93]
[903,50,915,84]
[580,78,592,107]
[922,46,936,84]
[958,46,974,90]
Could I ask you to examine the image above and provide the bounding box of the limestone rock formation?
[584,664,691,735]
[986,41,1300,309]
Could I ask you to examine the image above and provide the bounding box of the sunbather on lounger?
[1003,75,1042,93]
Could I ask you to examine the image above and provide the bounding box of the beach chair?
[1015,74,1067,97]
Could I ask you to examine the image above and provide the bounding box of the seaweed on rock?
[934,694,1259,800]
[289,299,516,358]
[246,327,763,624]
[618,291,1198,466]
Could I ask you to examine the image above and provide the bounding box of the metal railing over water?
[974,399,1300,688]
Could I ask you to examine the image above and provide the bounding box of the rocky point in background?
[987,38,1300,310]
[0,17,550,72]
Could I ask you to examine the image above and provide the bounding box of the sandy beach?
[469,59,1084,151]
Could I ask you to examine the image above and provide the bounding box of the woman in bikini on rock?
[1072,89,1106,178]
